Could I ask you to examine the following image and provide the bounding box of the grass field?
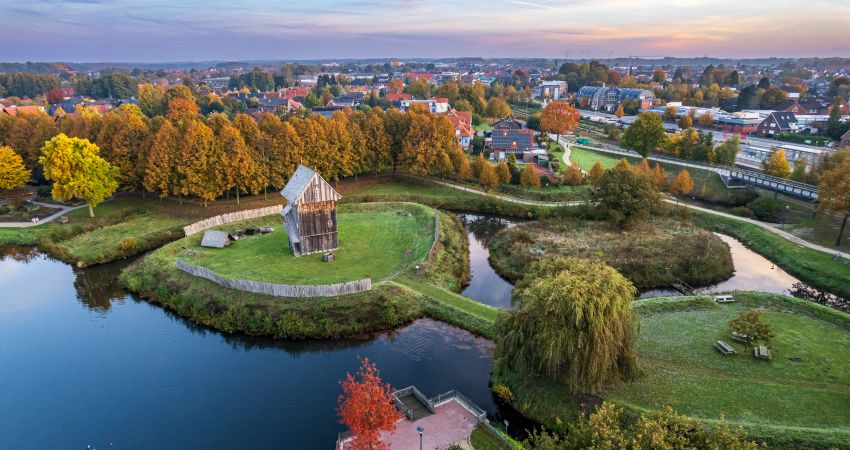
[498,293,850,448]
[611,293,850,447]
[489,217,734,290]
[181,202,434,285]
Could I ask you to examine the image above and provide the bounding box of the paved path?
[0,199,86,228]
[413,174,850,260]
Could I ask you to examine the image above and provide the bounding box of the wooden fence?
[175,258,372,298]
[182,205,284,237]
[427,209,440,261]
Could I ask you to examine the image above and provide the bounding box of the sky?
[3,0,850,62]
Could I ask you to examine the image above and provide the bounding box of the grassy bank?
[488,217,734,290]
[0,194,285,267]
[339,177,583,220]
[496,293,850,449]
[120,203,502,339]
[694,211,850,299]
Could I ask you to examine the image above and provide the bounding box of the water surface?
[457,214,517,309]
[0,248,520,449]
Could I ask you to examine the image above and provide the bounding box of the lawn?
[470,424,512,450]
[498,293,850,448]
[608,293,850,446]
[181,202,435,285]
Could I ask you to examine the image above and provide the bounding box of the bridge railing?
[569,140,819,197]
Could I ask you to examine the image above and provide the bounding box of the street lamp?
[417,425,424,450]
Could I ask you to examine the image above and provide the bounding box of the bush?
[729,206,756,219]
[747,196,788,223]
[118,236,141,253]
[36,185,53,197]
[493,383,515,403]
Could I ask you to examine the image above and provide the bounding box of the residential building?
[489,128,535,160]
[441,109,473,149]
[202,77,230,90]
[491,116,523,130]
[535,80,568,103]
[385,92,411,102]
[756,112,798,137]
[842,129,850,148]
[399,98,449,113]
[1,105,45,116]
[715,112,762,135]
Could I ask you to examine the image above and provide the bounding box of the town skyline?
[3,0,850,62]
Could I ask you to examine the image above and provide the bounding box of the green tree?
[622,112,667,158]
[729,309,775,348]
[592,159,660,228]
[760,86,788,109]
[39,134,119,217]
[496,257,638,395]
[0,145,31,190]
[826,97,845,139]
[137,83,166,117]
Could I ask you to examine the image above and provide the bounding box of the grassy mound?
[495,293,850,448]
[120,203,500,339]
[181,202,434,285]
[488,217,733,290]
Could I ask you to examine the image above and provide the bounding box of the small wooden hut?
[280,165,341,256]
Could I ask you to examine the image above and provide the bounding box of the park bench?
[714,340,736,355]
[714,295,735,303]
[754,346,772,360]
[731,331,751,343]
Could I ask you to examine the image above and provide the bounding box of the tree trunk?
[264,186,267,201]
[236,187,240,205]
[178,194,183,206]
[837,214,849,247]
[88,204,94,218]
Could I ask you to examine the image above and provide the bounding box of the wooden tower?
[280,165,341,257]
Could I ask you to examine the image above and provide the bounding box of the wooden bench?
[731,331,751,343]
[714,295,735,303]
[714,340,736,355]
[754,346,772,360]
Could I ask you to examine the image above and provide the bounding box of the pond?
[640,233,801,298]
[454,214,802,304]
[0,248,527,449]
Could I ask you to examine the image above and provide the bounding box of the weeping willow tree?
[495,257,638,395]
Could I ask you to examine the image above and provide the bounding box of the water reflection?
[0,250,530,449]
[457,213,517,309]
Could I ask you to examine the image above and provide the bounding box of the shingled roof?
[280,164,341,205]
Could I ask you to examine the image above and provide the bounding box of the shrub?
[36,185,53,197]
[118,236,141,253]
[493,383,515,403]
[729,206,756,219]
[747,196,788,223]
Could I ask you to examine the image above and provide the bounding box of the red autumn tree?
[338,358,402,450]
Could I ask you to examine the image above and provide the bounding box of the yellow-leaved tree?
[0,146,31,190]
[39,134,119,217]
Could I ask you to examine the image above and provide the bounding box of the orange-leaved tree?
[540,101,579,146]
[337,358,402,450]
